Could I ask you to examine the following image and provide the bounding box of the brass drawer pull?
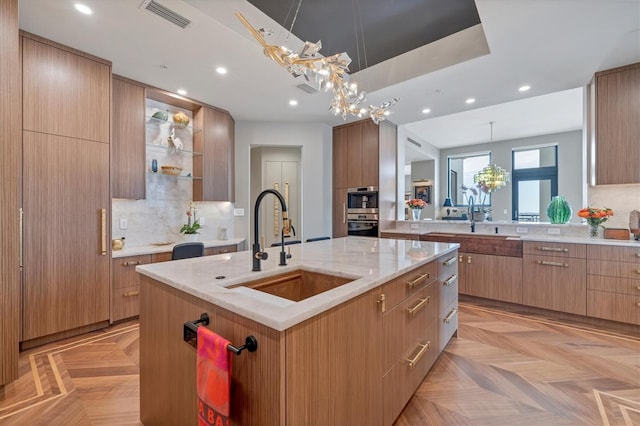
[219,249,230,253]
[637,302,640,308]
[537,246,568,252]
[122,260,141,266]
[537,260,568,267]
[122,291,139,297]
[636,253,640,258]
[443,274,457,287]
[406,341,430,369]
[407,297,430,317]
[442,256,456,267]
[100,208,107,256]
[444,308,457,324]
[408,273,429,288]
[636,286,640,291]
[635,269,640,274]
[377,293,386,313]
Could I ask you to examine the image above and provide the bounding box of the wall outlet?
[198,216,205,226]
[410,224,419,229]
[119,218,128,230]
[503,209,508,215]
[516,227,528,233]
[233,208,244,217]
[547,227,561,235]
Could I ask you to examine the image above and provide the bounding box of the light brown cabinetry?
[204,244,238,256]
[522,242,586,315]
[111,255,151,322]
[112,76,145,199]
[194,106,235,201]
[332,190,348,238]
[458,252,523,304]
[586,245,640,325]
[438,253,459,352]
[594,63,640,185]
[380,232,422,240]
[21,35,111,345]
[0,0,21,385]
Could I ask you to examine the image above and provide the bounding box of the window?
[511,146,558,222]
[448,153,491,206]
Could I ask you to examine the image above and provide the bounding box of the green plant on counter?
[180,201,201,234]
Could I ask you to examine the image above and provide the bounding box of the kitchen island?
[136,236,459,425]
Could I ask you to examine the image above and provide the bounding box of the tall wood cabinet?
[593,62,640,185]
[112,76,145,199]
[21,33,111,345]
[0,0,21,386]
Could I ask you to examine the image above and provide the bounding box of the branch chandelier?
[235,11,398,124]
[473,122,510,192]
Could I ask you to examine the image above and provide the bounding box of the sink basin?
[230,269,353,302]
[422,233,522,257]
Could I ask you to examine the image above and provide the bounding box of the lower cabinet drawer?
[587,290,640,325]
[111,285,140,322]
[205,245,238,256]
[383,339,436,426]
[439,302,458,353]
[440,272,458,311]
[588,274,640,296]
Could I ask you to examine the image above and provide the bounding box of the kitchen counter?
[111,238,244,258]
[136,236,458,331]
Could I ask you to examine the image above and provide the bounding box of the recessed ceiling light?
[216,67,227,75]
[74,3,92,14]
[465,98,476,104]
[518,85,531,92]
[177,89,187,96]
[289,99,298,106]
[422,108,431,114]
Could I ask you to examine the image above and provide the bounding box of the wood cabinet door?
[464,253,523,304]
[22,132,110,340]
[112,77,145,199]
[197,107,235,201]
[361,120,379,187]
[346,123,363,187]
[332,190,348,238]
[22,37,110,143]
[332,125,348,189]
[595,63,640,185]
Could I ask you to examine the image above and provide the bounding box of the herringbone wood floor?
[0,304,638,425]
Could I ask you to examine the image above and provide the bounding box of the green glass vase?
[546,195,572,224]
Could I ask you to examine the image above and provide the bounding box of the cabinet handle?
[220,249,230,253]
[377,293,386,313]
[343,202,346,224]
[537,246,568,253]
[442,256,456,267]
[19,208,24,269]
[443,274,458,287]
[122,291,139,297]
[406,341,430,369]
[537,260,568,267]
[636,253,640,258]
[637,302,640,308]
[635,269,640,274]
[408,273,429,288]
[407,296,430,317]
[459,255,463,263]
[636,286,640,291]
[100,208,107,256]
[123,260,141,266]
[444,308,457,324]
[467,256,471,264]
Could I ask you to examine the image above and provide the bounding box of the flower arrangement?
[578,206,613,237]
[180,201,201,234]
[406,198,427,209]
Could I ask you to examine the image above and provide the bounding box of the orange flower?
[406,198,427,209]
[578,207,613,226]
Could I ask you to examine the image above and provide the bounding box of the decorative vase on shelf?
[411,208,422,221]
[588,224,601,239]
[473,212,486,223]
[184,233,199,242]
[547,195,572,224]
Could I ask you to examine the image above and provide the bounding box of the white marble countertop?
[136,237,459,331]
[112,238,245,258]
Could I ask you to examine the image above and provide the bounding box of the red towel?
[197,327,232,426]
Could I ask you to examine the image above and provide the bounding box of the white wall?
[235,121,333,244]
[439,130,584,222]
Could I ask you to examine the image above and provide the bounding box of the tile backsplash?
[587,184,640,229]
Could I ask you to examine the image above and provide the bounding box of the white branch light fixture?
[235,13,398,124]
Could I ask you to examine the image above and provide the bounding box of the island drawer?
[587,245,640,263]
[438,252,459,279]
[524,242,586,259]
[382,261,437,309]
[587,260,640,280]
[440,271,458,312]
[439,301,458,353]
[111,285,140,322]
[587,290,640,325]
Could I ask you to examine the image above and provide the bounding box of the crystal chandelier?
[473,122,510,192]
[235,12,398,124]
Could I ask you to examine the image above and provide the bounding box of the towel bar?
[183,313,258,355]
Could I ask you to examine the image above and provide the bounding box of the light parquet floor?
[0,304,638,425]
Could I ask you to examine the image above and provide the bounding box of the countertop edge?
[112,238,245,258]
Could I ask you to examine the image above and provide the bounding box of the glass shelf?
[147,171,202,181]
[146,143,203,157]
[146,116,202,133]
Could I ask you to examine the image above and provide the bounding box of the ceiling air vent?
[296,83,319,95]
[142,0,191,29]
[407,137,422,148]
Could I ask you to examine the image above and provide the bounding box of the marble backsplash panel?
[588,184,640,229]
[112,199,235,247]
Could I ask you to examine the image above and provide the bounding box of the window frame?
[447,151,492,207]
[511,145,559,221]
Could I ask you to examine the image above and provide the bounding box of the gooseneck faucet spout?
[469,195,476,233]
[252,189,291,271]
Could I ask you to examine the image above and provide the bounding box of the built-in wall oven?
[347,187,379,237]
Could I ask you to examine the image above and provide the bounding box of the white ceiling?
[18,0,640,152]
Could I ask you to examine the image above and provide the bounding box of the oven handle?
[347,221,379,225]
